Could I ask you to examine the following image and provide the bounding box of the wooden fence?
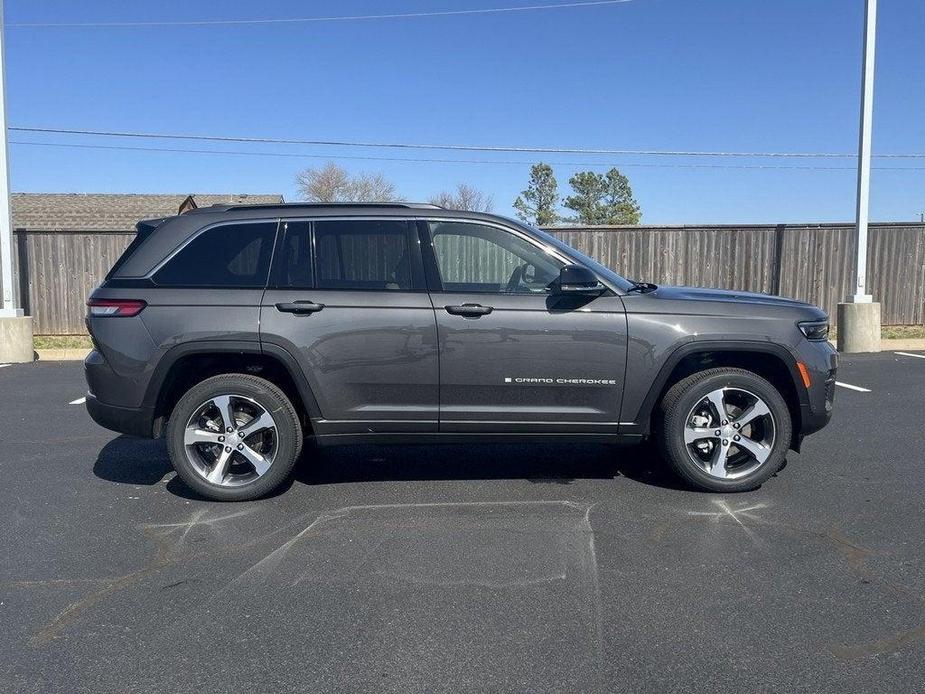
[550,223,925,326]
[11,230,135,335]
[6,222,925,334]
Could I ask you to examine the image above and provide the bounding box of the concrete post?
[836,302,881,353]
[0,313,32,362]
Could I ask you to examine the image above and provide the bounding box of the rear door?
[260,218,439,435]
[422,219,628,433]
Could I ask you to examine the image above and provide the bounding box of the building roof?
[11,193,285,231]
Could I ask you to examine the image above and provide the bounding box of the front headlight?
[798,320,829,341]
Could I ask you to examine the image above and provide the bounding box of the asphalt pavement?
[1,353,923,694]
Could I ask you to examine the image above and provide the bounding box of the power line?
[7,0,633,28]
[11,125,925,159]
[12,140,925,171]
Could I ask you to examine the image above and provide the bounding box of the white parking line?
[69,396,86,405]
[895,351,925,360]
[835,381,871,393]
[0,364,10,369]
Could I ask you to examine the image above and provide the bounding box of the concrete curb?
[876,339,925,351]
[828,338,925,351]
[35,348,92,361]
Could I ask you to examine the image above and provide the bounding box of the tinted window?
[106,220,160,280]
[314,220,413,291]
[429,221,564,293]
[153,222,277,288]
[276,221,313,288]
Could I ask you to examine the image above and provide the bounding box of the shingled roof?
[11,193,285,232]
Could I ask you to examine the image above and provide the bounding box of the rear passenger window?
[153,222,277,288]
[314,220,414,291]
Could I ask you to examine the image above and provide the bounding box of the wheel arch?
[631,341,807,447]
[143,341,321,437]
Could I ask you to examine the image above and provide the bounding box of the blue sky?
[5,0,924,223]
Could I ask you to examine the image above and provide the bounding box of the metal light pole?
[837,0,881,352]
[852,0,876,303]
[0,0,17,319]
[0,0,33,363]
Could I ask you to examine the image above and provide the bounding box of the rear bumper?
[84,347,156,437]
[86,392,155,438]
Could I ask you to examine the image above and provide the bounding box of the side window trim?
[147,218,281,289]
[416,219,443,292]
[269,220,314,290]
[421,218,572,295]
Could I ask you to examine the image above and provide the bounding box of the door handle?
[445,303,493,317]
[275,301,325,315]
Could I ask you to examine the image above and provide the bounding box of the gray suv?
[85,203,836,501]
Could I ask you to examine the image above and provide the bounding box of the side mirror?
[556,264,604,294]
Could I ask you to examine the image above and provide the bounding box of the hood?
[652,286,814,307]
[649,286,824,312]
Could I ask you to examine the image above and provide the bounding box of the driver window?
[428,221,564,294]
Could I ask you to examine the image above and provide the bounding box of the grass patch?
[829,325,925,340]
[881,325,925,339]
[34,335,93,350]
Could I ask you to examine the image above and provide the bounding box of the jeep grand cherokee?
[85,203,836,500]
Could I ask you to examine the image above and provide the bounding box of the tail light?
[87,298,147,317]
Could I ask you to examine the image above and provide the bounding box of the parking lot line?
[895,351,925,360]
[835,381,871,393]
[0,364,10,368]
[69,396,86,405]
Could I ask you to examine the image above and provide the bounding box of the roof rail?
[203,201,445,212]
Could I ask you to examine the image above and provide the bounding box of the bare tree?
[296,162,400,202]
[350,171,400,203]
[295,163,349,202]
[429,183,494,212]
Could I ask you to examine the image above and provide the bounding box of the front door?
[423,220,628,434]
[261,218,439,435]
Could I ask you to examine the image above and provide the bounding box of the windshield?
[512,221,637,293]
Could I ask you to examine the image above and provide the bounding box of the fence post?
[771,224,785,296]
[14,229,29,317]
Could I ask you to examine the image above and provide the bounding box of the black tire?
[656,367,792,492]
[166,374,302,501]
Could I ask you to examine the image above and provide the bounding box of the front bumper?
[796,341,837,438]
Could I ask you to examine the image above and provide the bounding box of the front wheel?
[166,374,302,501]
[657,368,792,492]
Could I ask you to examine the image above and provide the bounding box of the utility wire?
[12,140,925,171]
[10,126,925,159]
[7,0,633,28]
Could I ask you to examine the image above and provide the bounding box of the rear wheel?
[657,368,792,492]
[166,374,302,501]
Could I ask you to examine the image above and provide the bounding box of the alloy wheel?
[683,387,776,480]
[183,394,279,487]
